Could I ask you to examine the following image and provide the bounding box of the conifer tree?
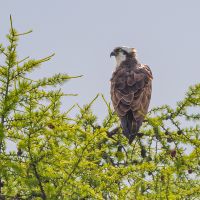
[0,17,199,199]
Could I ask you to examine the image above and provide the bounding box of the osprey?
[110,47,153,144]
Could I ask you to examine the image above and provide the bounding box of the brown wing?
[110,64,152,122]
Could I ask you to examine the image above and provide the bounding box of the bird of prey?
[110,47,153,144]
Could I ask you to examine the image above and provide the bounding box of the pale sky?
[1,0,200,121]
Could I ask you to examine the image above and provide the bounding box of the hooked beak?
[110,51,116,57]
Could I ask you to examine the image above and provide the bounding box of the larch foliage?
[0,17,199,200]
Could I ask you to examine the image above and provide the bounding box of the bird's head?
[110,46,137,66]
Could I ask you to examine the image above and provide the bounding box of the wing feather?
[111,64,152,120]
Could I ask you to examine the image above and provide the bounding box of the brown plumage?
[110,47,153,144]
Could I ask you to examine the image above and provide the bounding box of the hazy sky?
[1,0,200,121]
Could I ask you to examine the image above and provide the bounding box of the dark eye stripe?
[114,48,128,55]
[116,48,123,52]
[121,49,128,55]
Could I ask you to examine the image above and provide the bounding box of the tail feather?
[120,117,130,138]
[120,111,142,144]
[120,111,133,138]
